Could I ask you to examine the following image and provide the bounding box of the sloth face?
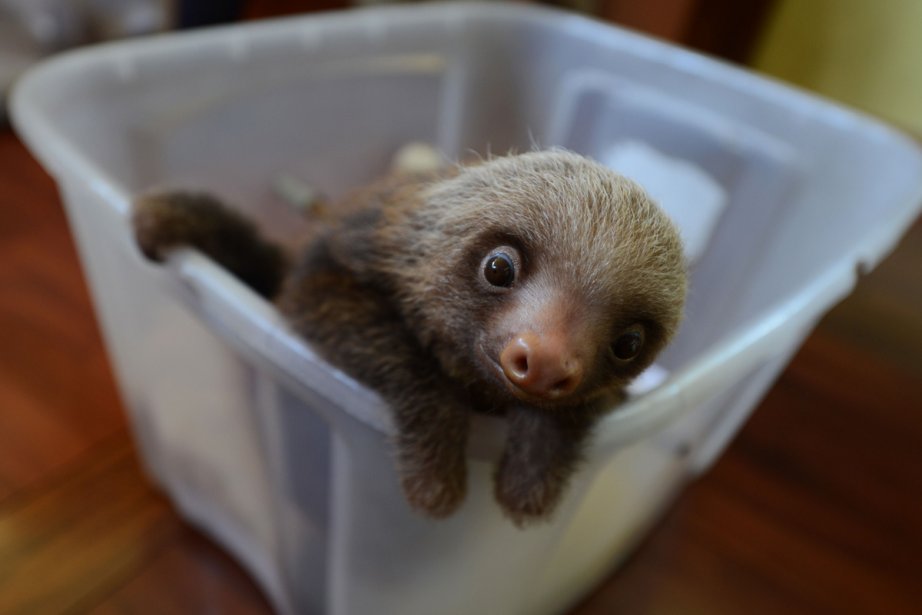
[469,237,675,409]
[382,151,686,410]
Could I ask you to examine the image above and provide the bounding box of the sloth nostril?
[500,337,533,383]
[551,375,577,396]
[511,353,529,377]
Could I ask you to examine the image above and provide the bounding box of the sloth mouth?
[477,344,506,383]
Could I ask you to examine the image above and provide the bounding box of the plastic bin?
[11,4,922,614]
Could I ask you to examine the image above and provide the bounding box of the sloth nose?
[499,332,583,399]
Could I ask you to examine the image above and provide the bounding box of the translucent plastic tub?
[11,4,922,614]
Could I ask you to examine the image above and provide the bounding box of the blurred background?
[1,2,919,614]
[3,0,922,133]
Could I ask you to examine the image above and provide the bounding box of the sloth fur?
[133,150,687,526]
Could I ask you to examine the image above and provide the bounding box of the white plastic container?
[11,5,922,614]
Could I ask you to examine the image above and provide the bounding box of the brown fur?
[133,192,288,298]
[132,151,686,526]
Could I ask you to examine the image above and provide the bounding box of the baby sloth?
[133,151,687,526]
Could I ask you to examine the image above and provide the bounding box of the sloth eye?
[483,251,516,287]
[612,326,645,361]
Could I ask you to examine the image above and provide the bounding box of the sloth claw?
[400,469,467,519]
[494,472,565,528]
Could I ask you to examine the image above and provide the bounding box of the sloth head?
[381,150,687,409]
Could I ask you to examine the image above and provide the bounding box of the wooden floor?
[0,126,920,614]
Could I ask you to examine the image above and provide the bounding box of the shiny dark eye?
[612,327,644,361]
[483,252,516,287]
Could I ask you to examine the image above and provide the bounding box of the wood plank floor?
[1,126,920,614]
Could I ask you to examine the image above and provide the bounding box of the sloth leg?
[280,243,469,518]
[494,408,597,526]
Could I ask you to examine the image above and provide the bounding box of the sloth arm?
[133,192,289,298]
[278,234,471,518]
[494,406,604,526]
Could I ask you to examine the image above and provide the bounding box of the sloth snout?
[499,332,583,400]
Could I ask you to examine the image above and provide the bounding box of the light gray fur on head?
[397,150,686,330]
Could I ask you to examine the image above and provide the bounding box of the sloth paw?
[494,470,566,528]
[400,468,467,519]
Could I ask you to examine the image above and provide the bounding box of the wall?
[753,0,922,134]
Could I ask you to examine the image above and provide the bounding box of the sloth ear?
[327,210,385,279]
